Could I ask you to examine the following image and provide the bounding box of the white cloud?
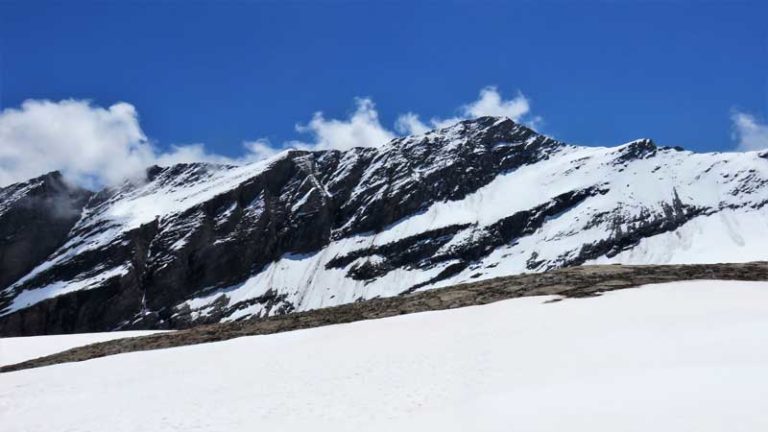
[9,91,765,190]
[0,99,276,188]
[154,140,279,169]
[0,88,541,187]
[295,87,539,147]
[0,99,154,188]
[394,86,536,135]
[241,139,282,161]
[394,112,431,136]
[732,111,768,151]
[292,98,395,151]
[464,86,531,120]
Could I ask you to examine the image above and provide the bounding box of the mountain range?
[2,116,767,336]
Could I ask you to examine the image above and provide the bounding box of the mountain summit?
[1,117,767,335]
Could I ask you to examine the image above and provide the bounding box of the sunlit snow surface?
[0,331,164,367]
[2,280,768,432]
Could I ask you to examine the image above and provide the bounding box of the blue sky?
[0,1,767,185]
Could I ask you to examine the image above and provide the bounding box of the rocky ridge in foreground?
[3,261,767,373]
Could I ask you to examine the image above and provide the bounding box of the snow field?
[2,280,767,431]
[0,330,165,367]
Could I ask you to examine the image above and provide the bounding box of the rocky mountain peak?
[1,122,768,336]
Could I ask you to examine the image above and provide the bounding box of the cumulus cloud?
[291,86,539,149]
[394,112,431,136]
[0,100,151,188]
[393,86,536,136]
[732,111,768,151]
[292,98,395,151]
[0,99,273,188]
[0,87,540,188]
[241,139,282,161]
[466,86,531,119]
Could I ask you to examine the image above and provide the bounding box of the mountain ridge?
[1,116,767,335]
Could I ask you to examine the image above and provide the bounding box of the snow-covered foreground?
[0,331,164,367]
[2,280,768,432]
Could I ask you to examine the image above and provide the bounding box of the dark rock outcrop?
[0,172,92,290]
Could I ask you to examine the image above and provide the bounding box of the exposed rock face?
[0,172,91,291]
[1,117,768,335]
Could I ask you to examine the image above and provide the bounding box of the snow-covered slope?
[1,117,767,335]
[2,280,768,431]
[0,330,164,367]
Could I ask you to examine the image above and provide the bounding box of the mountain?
[1,117,767,335]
